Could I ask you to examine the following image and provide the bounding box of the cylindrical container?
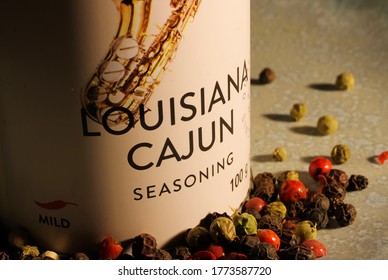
[0,0,250,253]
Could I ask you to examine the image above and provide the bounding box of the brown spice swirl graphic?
[34,200,78,210]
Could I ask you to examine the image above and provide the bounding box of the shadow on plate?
[251,154,273,163]
[262,113,294,122]
[300,155,330,164]
[308,83,340,91]
[290,125,320,136]
[367,155,379,164]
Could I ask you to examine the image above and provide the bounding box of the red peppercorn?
[278,180,308,204]
[206,244,225,259]
[99,236,123,260]
[301,239,327,258]
[257,229,281,251]
[377,151,388,164]
[218,252,248,260]
[244,197,267,212]
[309,157,333,180]
[190,250,217,260]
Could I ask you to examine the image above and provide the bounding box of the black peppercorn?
[251,172,277,203]
[250,242,279,260]
[167,246,191,260]
[258,68,276,84]
[279,229,301,250]
[304,193,330,212]
[286,200,305,219]
[325,169,349,188]
[257,214,283,235]
[237,235,261,257]
[303,208,329,229]
[335,203,357,226]
[279,244,316,260]
[70,252,90,260]
[132,233,158,260]
[347,174,368,191]
[0,251,10,260]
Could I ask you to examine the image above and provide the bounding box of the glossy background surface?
[250,0,388,259]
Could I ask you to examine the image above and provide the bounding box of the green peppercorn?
[277,170,299,188]
[336,72,355,90]
[290,103,308,121]
[19,245,40,260]
[317,115,338,135]
[185,226,212,250]
[41,250,60,260]
[266,201,287,220]
[272,147,287,161]
[233,212,258,236]
[331,144,351,164]
[209,217,237,244]
[295,220,317,242]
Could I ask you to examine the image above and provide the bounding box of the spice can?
[0,0,251,253]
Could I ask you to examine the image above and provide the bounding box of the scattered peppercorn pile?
[0,69,382,260]
[0,158,368,260]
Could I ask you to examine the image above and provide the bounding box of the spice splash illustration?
[81,0,201,130]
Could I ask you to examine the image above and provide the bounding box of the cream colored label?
[0,0,250,252]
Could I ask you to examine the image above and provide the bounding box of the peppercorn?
[41,250,60,260]
[319,176,347,206]
[209,217,237,244]
[257,214,283,234]
[347,174,368,191]
[0,251,10,260]
[244,208,262,221]
[302,208,329,229]
[266,201,287,220]
[331,144,351,164]
[99,236,123,260]
[294,221,317,242]
[185,226,213,251]
[335,203,357,226]
[199,212,230,229]
[251,172,277,203]
[272,147,287,161]
[19,245,40,260]
[233,212,258,236]
[70,252,90,260]
[132,233,158,260]
[336,72,355,90]
[258,67,276,84]
[279,244,316,260]
[279,229,301,250]
[237,235,261,257]
[277,170,299,188]
[190,250,217,260]
[154,249,172,260]
[377,151,388,164]
[304,193,330,212]
[301,239,327,258]
[325,169,349,188]
[290,103,308,121]
[317,115,339,135]
[286,200,305,219]
[218,252,249,260]
[167,246,191,260]
[250,242,279,260]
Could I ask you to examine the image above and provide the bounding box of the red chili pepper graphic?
[34,200,78,210]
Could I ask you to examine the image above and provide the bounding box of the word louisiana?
[81,60,248,171]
